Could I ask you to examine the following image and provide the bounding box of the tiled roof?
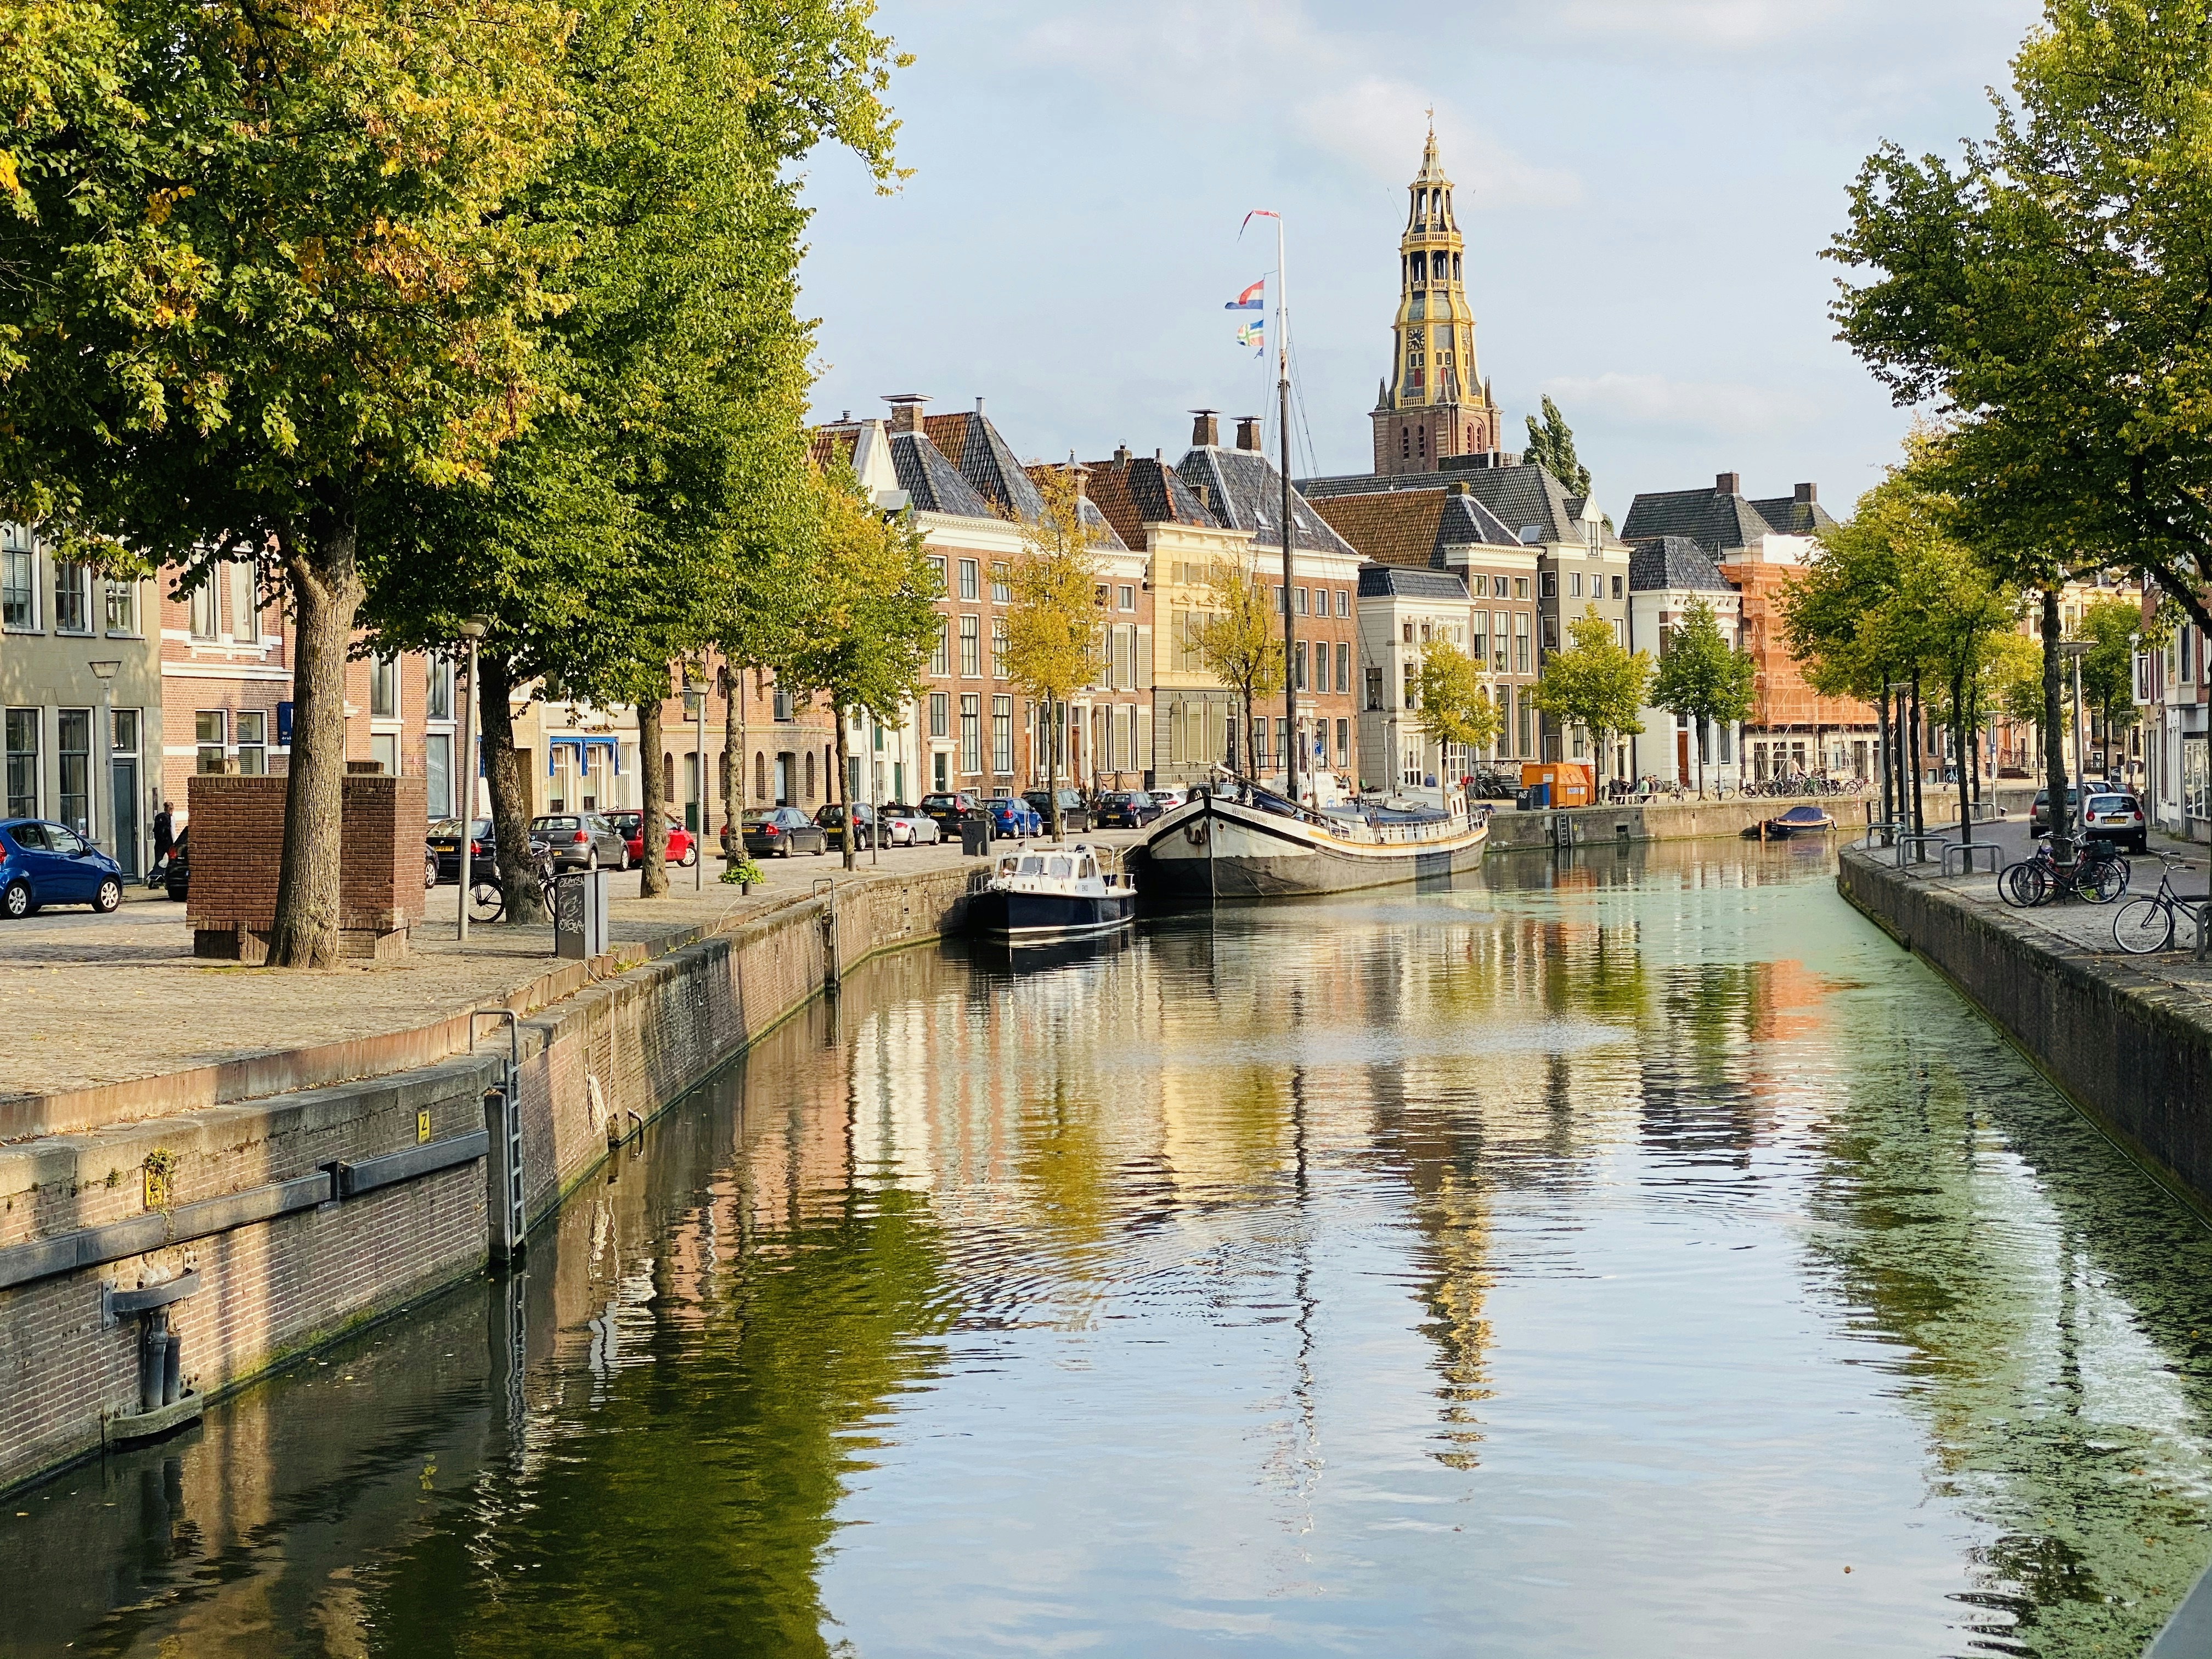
[925,410,1048,520]
[1749,492,1839,537]
[1436,490,1522,551]
[1078,454,1212,550]
[889,431,996,518]
[1620,486,1778,553]
[1301,459,1625,549]
[1358,563,1470,601]
[808,426,857,472]
[1628,536,1733,594]
[1176,446,1359,558]
[1311,490,1447,568]
[1017,463,1130,549]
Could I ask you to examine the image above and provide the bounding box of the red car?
[607,810,695,868]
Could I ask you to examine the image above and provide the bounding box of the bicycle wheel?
[1999,861,2045,908]
[2113,896,2176,954]
[2080,857,2130,905]
[468,879,504,923]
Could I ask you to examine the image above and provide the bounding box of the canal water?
[8,841,2212,1658]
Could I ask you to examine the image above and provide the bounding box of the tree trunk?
[1878,686,1893,837]
[721,663,742,868]
[1048,695,1064,842]
[836,709,855,871]
[1695,719,1706,801]
[1954,664,1972,847]
[2042,588,2070,859]
[639,696,668,898]
[268,522,365,968]
[478,652,546,926]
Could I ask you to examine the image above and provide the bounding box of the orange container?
[1519,762,1594,808]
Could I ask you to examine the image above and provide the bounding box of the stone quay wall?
[1837,848,2212,1219]
[0,864,979,1496]
[1482,788,2033,857]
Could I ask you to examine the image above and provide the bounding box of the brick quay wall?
[0,866,979,1497]
[1482,787,2033,857]
[1837,848,2212,1221]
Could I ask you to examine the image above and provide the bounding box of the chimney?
[1716,471,1741,497]
[975,396,986,415]
[1795,482,1816,504]
[1190,408,1220,448]
[884,394,929,435]
[1195,483,1211,510]
[1235,416,1263,452]
[1449,481,1471,496]
[1113,443,1131,471]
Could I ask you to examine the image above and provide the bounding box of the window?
[1295,586,1309,617]
[1517,693,1533,758]
[1335,719,1349,769]
[5,710,36,816]
[992,616,1009,678]
[370,730,397,777]
[53,562,90,634]
[927,555,946,591]
[932,617,950,677]
[1402,622,1414,644]
[804,750,816,802]
[929,691,949,738]
[1513,577,1530,601]
[992,562,1012,604]
[1472,621,1489,665]
[1337,640,1350,695]
[230,561,260,641]
[1611,574,1623,600]
[1612,618,1626,649]
[959,614,980,676]
[1492,611,1509,672]
[370,655,399,720]
[992,695,1013,776]
[426,654,454,721]
[1295,639,1309,691]
[1514,613,1531,675]
[104,579,137,635]
[426,732,453,819]
[1119,584,1136,611]
[195,711,226,773]
[235,710,267,775]
[57,708,90,835]
[772,686,795,722]
[1338,589,1350,618]
[188,573,217,639]
[1570,572,1583,598]
[1365,665,1383,710]
[1541,573,1558,599]
[2,535,32,630]
[960,693,981,774]
[958,559,979,600]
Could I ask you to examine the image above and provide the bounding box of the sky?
[796,0,2044,522]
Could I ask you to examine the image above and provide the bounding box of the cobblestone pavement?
[1,831,1143,1104]
[1871,810,2212,995]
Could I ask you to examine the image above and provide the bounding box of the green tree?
[1649,597,1756,799]
[1530,605,1651,782]
[1522,396,1591,496]
[2077,596,2156,779]
[783,468,940,871]
[0,0,576,964]
[1412,640,1502,764]
[1002,466,1108,840]
[1193,558,1286,792]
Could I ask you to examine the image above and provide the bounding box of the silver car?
[529,812,630,872]
[878,803,942,847]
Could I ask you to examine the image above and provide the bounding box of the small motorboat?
[1746,804,1837,839]
[967,842,1136,944]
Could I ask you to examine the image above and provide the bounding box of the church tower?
[1370,127,1504,477]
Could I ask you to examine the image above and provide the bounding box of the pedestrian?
[150,801,174,883]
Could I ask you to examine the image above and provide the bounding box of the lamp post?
[2059,639,2094,855]
[456,617,488,942]
[1883,680,1911,842]
[88,659,119,858]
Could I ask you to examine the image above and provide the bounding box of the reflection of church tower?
[1370,126,1504,477]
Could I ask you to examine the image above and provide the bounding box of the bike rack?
[1897,833,1949,865]
[1942,841,2004,876]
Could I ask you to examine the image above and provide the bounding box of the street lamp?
[88,659,119,858]
[1883,680,1912,837]
[683,663,706,891]
[456,616,489,943]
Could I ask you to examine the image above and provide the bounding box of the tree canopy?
[1649,597,1755,797]
[1002,466,1108,837]
[1530,606,1650,770]
[1193,557,1285,781]
[1522,396,1590,496]
[1412,640,1501,759]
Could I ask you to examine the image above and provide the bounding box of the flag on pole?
[1224,279,1265,311]
[1240,209,1281,235]
[1235,320,1264,356]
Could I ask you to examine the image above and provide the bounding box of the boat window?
[1077,858,1096,880]
[1046,856,1072,879]
[996,857,1017,877]
[1018,856,1044,875]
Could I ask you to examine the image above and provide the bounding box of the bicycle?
[2112,852,2209,954]
[1998,837,2130,908]
[466,840,558,923]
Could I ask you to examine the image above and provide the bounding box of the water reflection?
[7,838,2212,1657]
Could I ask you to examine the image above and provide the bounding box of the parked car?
[426,817,493,884]
[529,812,630,872]
[1094,790,1163,830]
[164,828,189,901]
[736,805,827,859]
[920,791,982,834]
[2029,783,2111,835]
[1,818,125,917]
[1023,787,1092,832]
[878,803,942,847]
[984,795,1042,839]
[605,810,695,868]
[2083,791,2149,853]
[815,802,878,851]
[1148,786,1189,811]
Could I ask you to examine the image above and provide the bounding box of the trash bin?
[960,814,992,857]
[553,868,610,959]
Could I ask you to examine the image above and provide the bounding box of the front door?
[1675,729,1689,782]
[110,758,139,878]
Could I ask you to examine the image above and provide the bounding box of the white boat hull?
[1129,794,1488,902]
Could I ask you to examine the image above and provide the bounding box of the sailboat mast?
[1277,215,1297,804]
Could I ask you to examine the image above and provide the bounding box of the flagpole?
[1276,214,1297,806]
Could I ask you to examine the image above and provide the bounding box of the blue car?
[2,819,125,917]
[984,795,1042,839]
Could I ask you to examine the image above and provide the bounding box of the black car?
[426,817,496,884]
[165,828,189,900]
[1094,790,1162,829]
[529,812,630,872]
[919,791,981,833]
[815,802,879,851]
[737,806,827,859]
[1023,787,1092,832]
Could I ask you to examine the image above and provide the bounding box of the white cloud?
[1540,373,1819,435]
[1532,0,1852,47]
[1296,77,1579,206]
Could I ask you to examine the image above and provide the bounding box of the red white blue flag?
[1224,279,1265,311]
